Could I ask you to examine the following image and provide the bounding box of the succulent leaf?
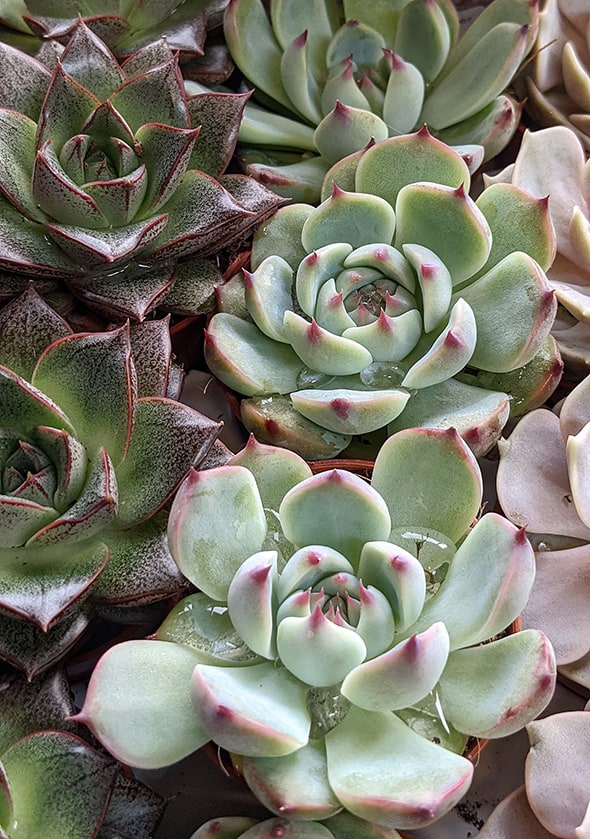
[168,465,267,600]
[192,660,310,756]
[279,469,391,564]
[76,639,209,769]
[439,630,556,738]
[325,705,473,830]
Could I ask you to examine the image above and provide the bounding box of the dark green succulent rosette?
[0,285,223,676]
[0,20,284,322]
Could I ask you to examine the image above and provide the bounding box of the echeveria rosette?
[523,0,590,152]
[479,704,590,838]
[77,429,556,832]
[218,0,538,202]
[496,372,590,693]
[0,669,164,839]
[484,124,590,372]
[205,129,559,461]
[0,285,221,676]
[0,21,284,322]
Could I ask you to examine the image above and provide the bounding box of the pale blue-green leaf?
[314,103,389,165]
[439,630,555,738]
[357,541,426,632]
[229,435,312,513]
[168,464,266,600]
[192,660,310,756]
[343,308,422,362]
[244,255,294,342]
[341,621,450,710]
[395,182,491,285]
[372,426,482,543]
[354,129,471,208]
[292,387,410,435]
[325,705,473,830]
[296,243,352,317]
[283,311,373,375]
[251,203,314,271]
[382,54,424,134]
[227,551,278,659]
[409,513,535,649]
[394,0,451,81]
[242,739,341,822]
[403,243,452,333]
[78,639,208,768]
[402,298,477,389]
[279,469,391,564]
[302,189,395,252]
[454,252,556,373]
[204,313,304,396]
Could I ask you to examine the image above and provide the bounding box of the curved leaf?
[77,639,208,769]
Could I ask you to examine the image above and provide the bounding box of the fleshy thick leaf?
[168,465,267,600]
[325,705,473,830]
[77,639,208,769]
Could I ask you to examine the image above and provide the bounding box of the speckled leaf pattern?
[90,512,188,605]
[32,325,136,465]
[134,123,200,215]
[0,110,44,222]
[0,539,108,629]
[128,319,174,399]
[0,286,71,380]
[114,397,221,527]
[0,42,51,119]
[0,669,77,754]
[0,367,74,437]
[0,732,118,839]
[97,773,164,839]
[187,91,250,176]
[0,607,91,678]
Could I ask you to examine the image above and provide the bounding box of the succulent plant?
[214,0,539,202]
[191,813,403,838]
[205,128,560,460]
[523,0,590,152]
[0,0,233,83]
[496,372,590,693]
[0,20,283,322]
[0,284,223,676]
[484,124,590,372]
[479,702,590,838]
[76,428,555,832]
[0,668,165,838]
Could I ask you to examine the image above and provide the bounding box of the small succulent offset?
[205,128,560,460]
[0,285,221,677]
[220,0,538,201]
[484,124,590,371]
[496,372,590,693]
[479,704,590,838]
[77,429,555,832]
[524,0,590,151]
[0,21,283,322]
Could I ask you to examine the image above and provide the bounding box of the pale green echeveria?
[0,0,229,75]
[496,372,590,693]
[77,429,555,832]
[205,129,559,461]
[191,813,403,838]
[0,284,223,677]
[484,124,590,372]
[523,0,590,152]
[0,21,283,322]
[215,0,538,201]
